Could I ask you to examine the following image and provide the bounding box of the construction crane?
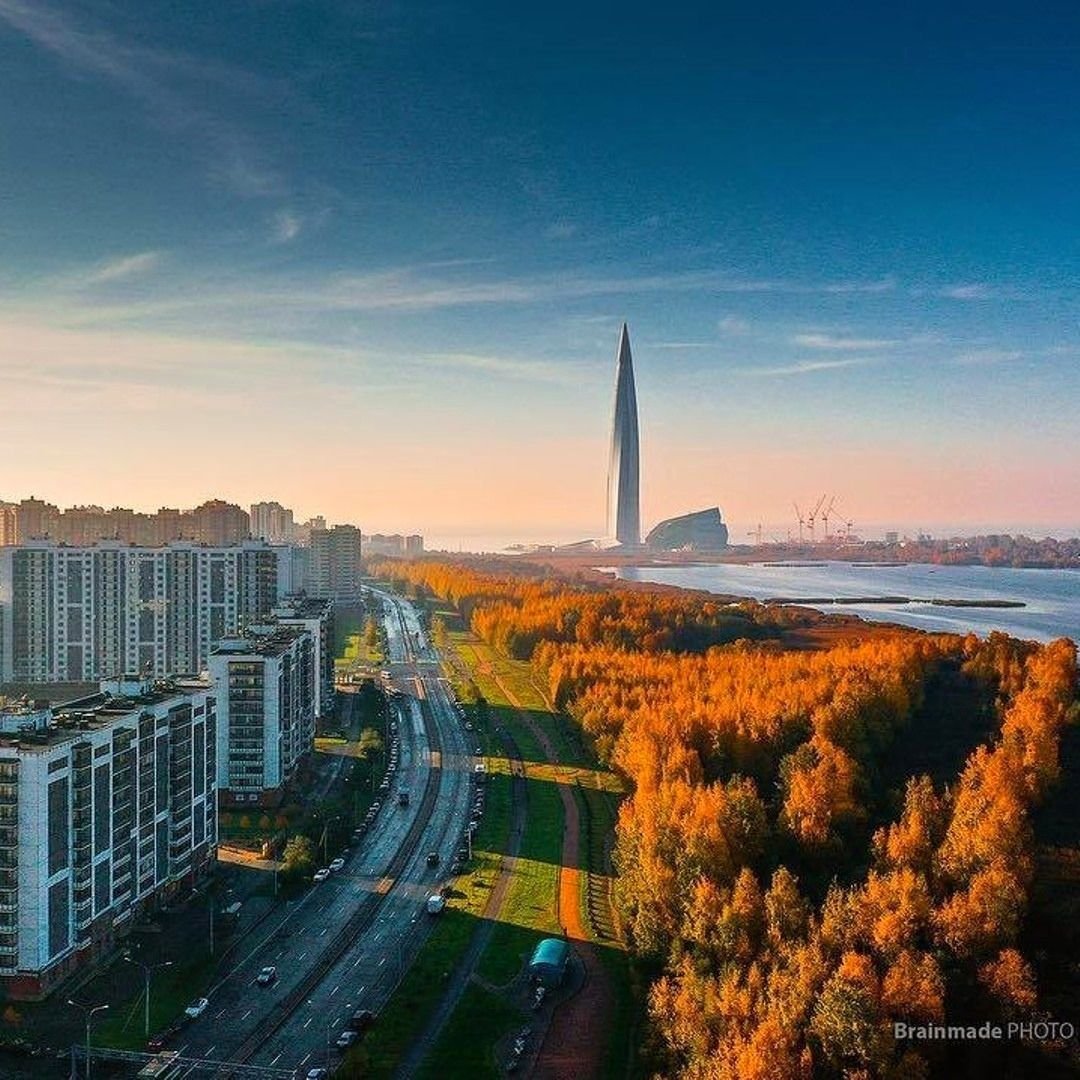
[806,494,826,544]
[820,495,837,541]
[793,502,805,543]
[746,523,764,546]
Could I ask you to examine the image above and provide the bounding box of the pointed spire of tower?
[607,322,641,546]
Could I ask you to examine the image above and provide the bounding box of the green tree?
[281,835,316,881]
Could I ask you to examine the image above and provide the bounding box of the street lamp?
[123,954,173,1038]
[67,1000,108,1080]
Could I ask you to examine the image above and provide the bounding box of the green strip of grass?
[415,982,522,1080]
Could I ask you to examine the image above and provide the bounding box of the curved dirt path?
[490,674,616,1080]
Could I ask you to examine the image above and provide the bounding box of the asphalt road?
[158,589,475,1078]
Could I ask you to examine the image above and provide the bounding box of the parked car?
[256,966,277,986]
[329,857,345,873]
[184,997,209,1019]
[313,868,330,883]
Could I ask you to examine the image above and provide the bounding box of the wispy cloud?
[742,358,872,377]
[545,221,578,240]
[793,332,897,350]
[648,341,714,350]
[71,251,164,287]
[0,0,285,198]
[940,283,994,300]
[718,315,750,335]
[953,348,1024,366]
[271,211,303,244]
[419,352,585,383]
[821,277,897,294]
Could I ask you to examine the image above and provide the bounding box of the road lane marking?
[298,951,307,960]
[241,1010,252,1021]
[206,1045,216,1057]
[379,957,386,966]
[299,1053,310,1067]
[270,1052,283,1065]
[330,984,340,996]
[303,1016,313,1029]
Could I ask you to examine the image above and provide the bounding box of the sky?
[2,1,1079,547]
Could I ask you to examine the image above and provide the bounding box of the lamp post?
[123,954,173,1039]
[67,1000,108,1080]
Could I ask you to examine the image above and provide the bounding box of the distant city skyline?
[2,3,1079,537]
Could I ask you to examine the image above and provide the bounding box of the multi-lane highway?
[154,588,474,1078]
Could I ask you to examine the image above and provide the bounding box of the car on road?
[398,791,410,807]
[329,857,346,873]
[313,868,330,883]
[348,1009,376,1032]
[184,997,209,1019]
[336,1030,359,1049]
[465,721,474,731]
[256,966,277,986]
[426,851,440,867]
[306,1069,329,1080]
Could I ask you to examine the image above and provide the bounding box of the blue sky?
[2,1,1078,543]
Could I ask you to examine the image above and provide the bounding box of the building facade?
[311,525,363,596]
[209,625,315,806]
[0,676,217,1000]
[0,541,283,683]
[272,597,335,719]
[250,502,296,545]
[0,498,250,548]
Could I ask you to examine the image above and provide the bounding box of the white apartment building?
[272,596,335,719]
[0,541,285,683]
[0,676,217,1000]
[209,625,315,806]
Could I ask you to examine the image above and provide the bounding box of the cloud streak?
[742,358,872,377]
[0,0,284,198]
[793,332,897,350]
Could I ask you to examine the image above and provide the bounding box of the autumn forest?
[374,559,1079,1080]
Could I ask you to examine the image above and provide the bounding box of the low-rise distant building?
[209,625,315,806]
[0,676,217,1000]
[645,507,729,551]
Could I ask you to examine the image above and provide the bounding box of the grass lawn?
[95,951,216,1049]
[415,983,522,1080]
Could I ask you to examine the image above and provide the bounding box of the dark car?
[426,851,440,867]
[348,1009,376,1033]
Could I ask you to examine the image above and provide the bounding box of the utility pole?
[67,1000,108,1080]
[123,955,173,1038]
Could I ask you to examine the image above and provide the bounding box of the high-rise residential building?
[250,501,296,545]
[404,535,424,556]
[188,500,250,546]
[272,597,335,719]
[0,541,283,683]
[0,675,217,1000]
[291,516,327,548]
[311,525,362,596]
[209,625,315,805]
[607,323,641,547]
[0,503,16,547]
